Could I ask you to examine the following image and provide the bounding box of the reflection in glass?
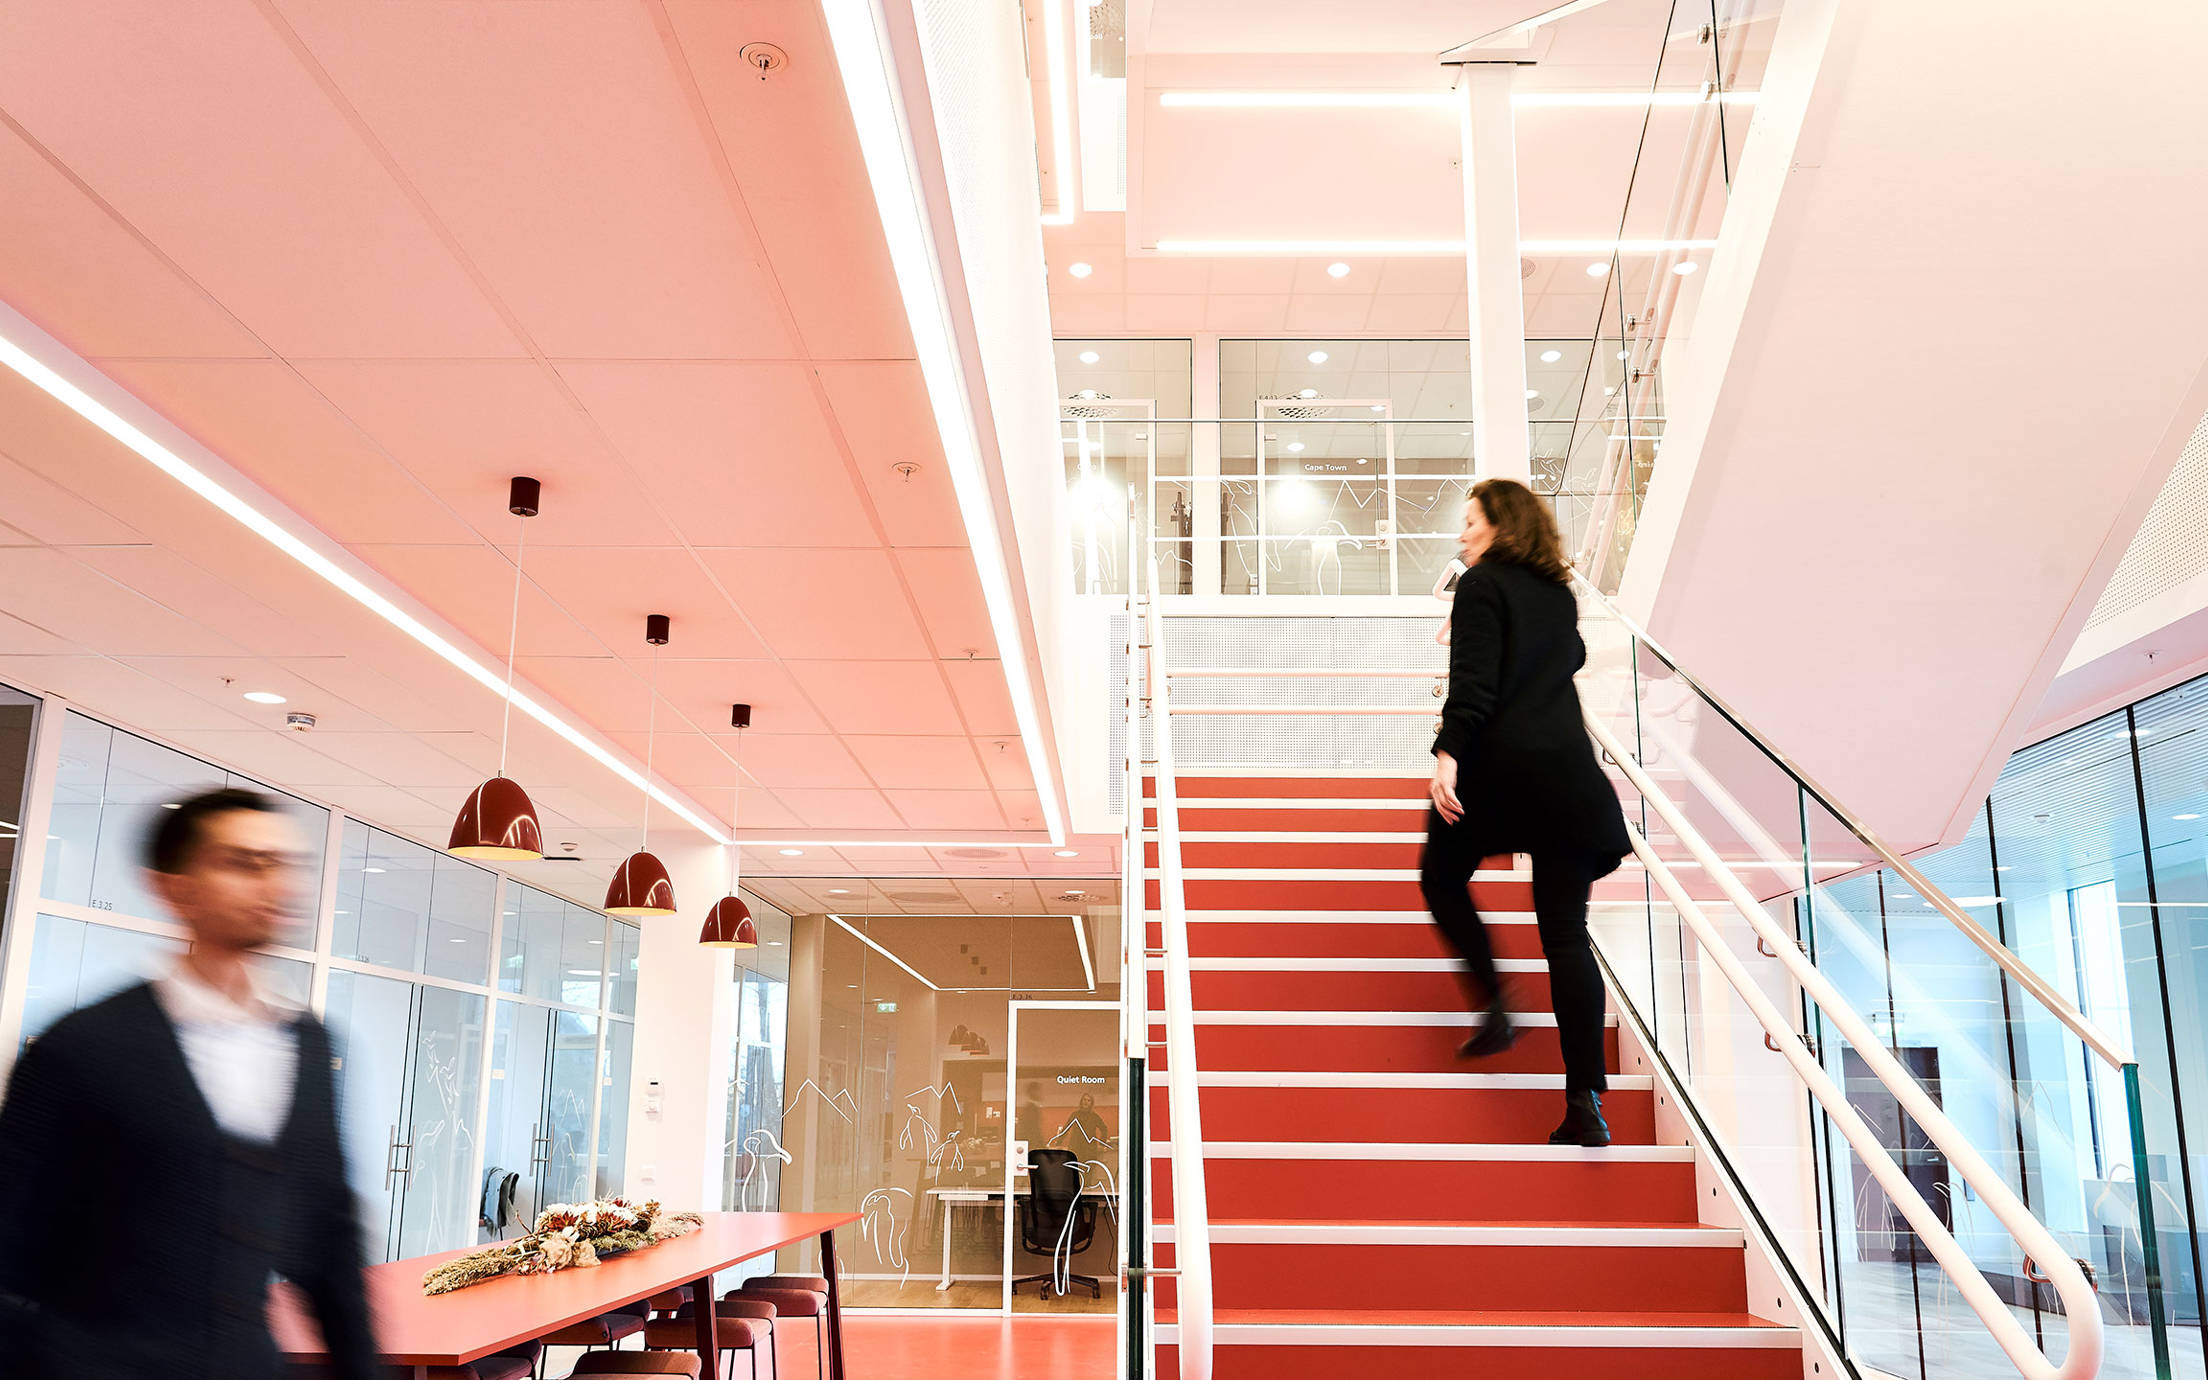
[44,711,325,948]
[19,913,187,1050]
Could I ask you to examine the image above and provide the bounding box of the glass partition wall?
[3,702,642,1264]
[1574,593,2208,1380]
[735,876,1123,1312]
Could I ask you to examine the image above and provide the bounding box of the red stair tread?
[1164,1308,1790,1329]
[1197,1218,1728,1231]
[1152,777,1432,799]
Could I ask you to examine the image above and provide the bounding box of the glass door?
[1004,1002,1121,1314]
[324,968,418,1261]
[393,985,486,1258]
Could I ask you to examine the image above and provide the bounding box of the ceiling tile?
[885,789,1006,831]
[940,658,1021,736]
[297,360,680,549]
[0,123,265,360]
[891,549,996,659]
[726,733,872,790]
[662,0,911,361]
[352,545,604,659]
[0,548,245,659]
[698,547,932,660]
[0,1,521,357]
[843,735,990,791]
[778,787,904,830]
[273,0,795,360]
[815,362,964,547]
[557,361,879,549]
[97,359,480,546]
[524,545,770,661]
[787,660,965,735]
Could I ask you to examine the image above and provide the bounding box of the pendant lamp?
[450,477,546,860]
[606,614,678,916]
[700,702,759,949]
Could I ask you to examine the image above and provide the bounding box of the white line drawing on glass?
[899,1103,940,1155]
[904,1080,965,1114]
[1076,1157,1120,1225]
[739,1129,792,1212]
[783,1078,857,1124]
[859,1186,913,1286]
[928,1130,967,1174]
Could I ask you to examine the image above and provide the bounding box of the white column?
[1190,334,1222,595]
[626,834,739,1212]
[1455,63,1531,482]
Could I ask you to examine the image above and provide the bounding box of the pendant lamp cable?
[728,733,743,893]
[640,637,659,848]
[497,513,526,777]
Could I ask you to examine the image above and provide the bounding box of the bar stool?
[643,1300,773,1380]
[531,1307,648,1378]
[563,1353,702,1377]
[719,1279,825,1380]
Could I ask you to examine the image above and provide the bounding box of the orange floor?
[837,1313,1116,1379]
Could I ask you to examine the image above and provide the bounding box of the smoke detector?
[283,712,316,733]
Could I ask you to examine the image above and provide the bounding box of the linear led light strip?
[1159,90,1759,109]
[822,0,1067,846]
[0,313,735,845]
[1156,238,1718,255]
[828,912,1095,992]
[1037,0,1076,224]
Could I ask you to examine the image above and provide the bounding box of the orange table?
[274,1211,859,1379]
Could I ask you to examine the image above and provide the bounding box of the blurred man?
[0,788,376,1380]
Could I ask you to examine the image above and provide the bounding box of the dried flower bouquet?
[422,1197,704,1295]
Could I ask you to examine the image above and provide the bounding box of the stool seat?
[542,1309,648,1346]
[750,1274,828,1295]
[644,1313,767,1350]
[460,1359,534,1380]
[727,1285,821,1319]
[565,1353,704,1377]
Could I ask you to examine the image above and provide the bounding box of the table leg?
[691,1271,720,1377]
[820,1229,846,1380]
[936,1198,954,1291]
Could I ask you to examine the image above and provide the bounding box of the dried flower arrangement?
[422,1197,704,1295]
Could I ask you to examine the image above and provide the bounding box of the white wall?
[623,834,738,1212]
[1620,0,2208,853]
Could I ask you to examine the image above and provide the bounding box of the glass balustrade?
[1577,585,2181,1380]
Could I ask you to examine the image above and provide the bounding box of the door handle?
[383,1124,401,1190]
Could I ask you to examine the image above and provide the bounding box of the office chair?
[1012,1148,1101,1299]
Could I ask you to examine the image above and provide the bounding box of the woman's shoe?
[1456,1003,1517,1060]
[1547,1090,1612,1147]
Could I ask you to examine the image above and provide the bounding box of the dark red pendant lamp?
[699,702,759,949]
[450,477,545,860]
[606,613,678,917]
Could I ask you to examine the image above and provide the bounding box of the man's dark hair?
[146,787,283,874]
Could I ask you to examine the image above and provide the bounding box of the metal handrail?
[1586,712,2104,1380]
[1141,555,1214,1380]
[1148,654,2124,1378]
[1120,496,1150,1380]
[1569,571,2133,1069]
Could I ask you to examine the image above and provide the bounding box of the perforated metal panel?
[2087,407,2208,630]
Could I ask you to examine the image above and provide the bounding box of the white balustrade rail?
[1138,550,1214,1380]
[1145,655,2113,1380]
[1585,715,2103,1380]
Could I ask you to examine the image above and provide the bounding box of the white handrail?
[1585,712,2104,1380]
[1142,557,1215,1380]
[1119,499,1147,1380]
[1571,572,2131,1070]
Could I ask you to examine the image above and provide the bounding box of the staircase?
[1145,773,1802,1380]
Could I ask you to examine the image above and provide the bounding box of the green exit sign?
[874,1000,899,1014]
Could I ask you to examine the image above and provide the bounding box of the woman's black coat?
[1433,558,1630,871]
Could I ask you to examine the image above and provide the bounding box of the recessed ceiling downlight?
[243,691,287,704]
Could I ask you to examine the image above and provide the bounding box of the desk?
[925,1188,1027,1291]
[273,1211,859,1379]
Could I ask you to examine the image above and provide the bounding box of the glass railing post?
[2123,1061,2174,1380]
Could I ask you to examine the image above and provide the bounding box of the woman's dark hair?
[1471,477,1572,584]
[146,787,282,874]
